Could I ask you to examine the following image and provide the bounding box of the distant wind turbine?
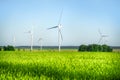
[13,36,16,47]
[98,29,108,44]
[38,38,42,50]
[25,27,33,51]
[47,9,63,51]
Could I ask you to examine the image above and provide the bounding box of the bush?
[102,44,113,52]
[3,46,7,51]
[78,45,87,51]
[98,45,103,52]
[3,45,15,51]
[78,44,112,52]
[102,45,108,52]
[0,47,2,51]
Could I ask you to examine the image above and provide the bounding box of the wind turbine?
[47,9,63,51]
[38,38,42,50]
[13,36,16,47]
[98,29,108,44]
[25,27,33,51]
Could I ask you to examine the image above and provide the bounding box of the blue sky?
[0,0,120,46]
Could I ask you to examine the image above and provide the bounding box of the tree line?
[0,44,113,52]
[0,45,15,51]
[78,44,112,52]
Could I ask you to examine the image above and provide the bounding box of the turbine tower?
[48,9,63,51]
[38,38,42,50]
[26,27,33,51]
[98,29,108,44]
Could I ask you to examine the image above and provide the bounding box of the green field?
[0,50,120,80]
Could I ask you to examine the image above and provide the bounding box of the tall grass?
[0,51,120,80]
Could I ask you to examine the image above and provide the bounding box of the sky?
[0,0,120,46]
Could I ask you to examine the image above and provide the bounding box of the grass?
[0,50,120,80]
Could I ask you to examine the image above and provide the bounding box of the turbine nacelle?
[58,24,62,29]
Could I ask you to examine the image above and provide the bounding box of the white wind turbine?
[38,38,42,50]
[98,29,108,44]
[13,36,16,47]
[48,10,63,51]
[25,27,33,51]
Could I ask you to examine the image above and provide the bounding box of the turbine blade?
[59,29,63,41]
[58,9,63,25]
[103,35,108,37]
[47,26,58,30]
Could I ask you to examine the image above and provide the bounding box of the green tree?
[102,44,108,52]
[107,45,113,52]
[3,45,15,51]
[0,47,2,51]
[79,44,112,52]
[87,44,93,51]
[78,44,87,51]
[3,46,7,51]
[98,45,103,52]
[92,44,99,51]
